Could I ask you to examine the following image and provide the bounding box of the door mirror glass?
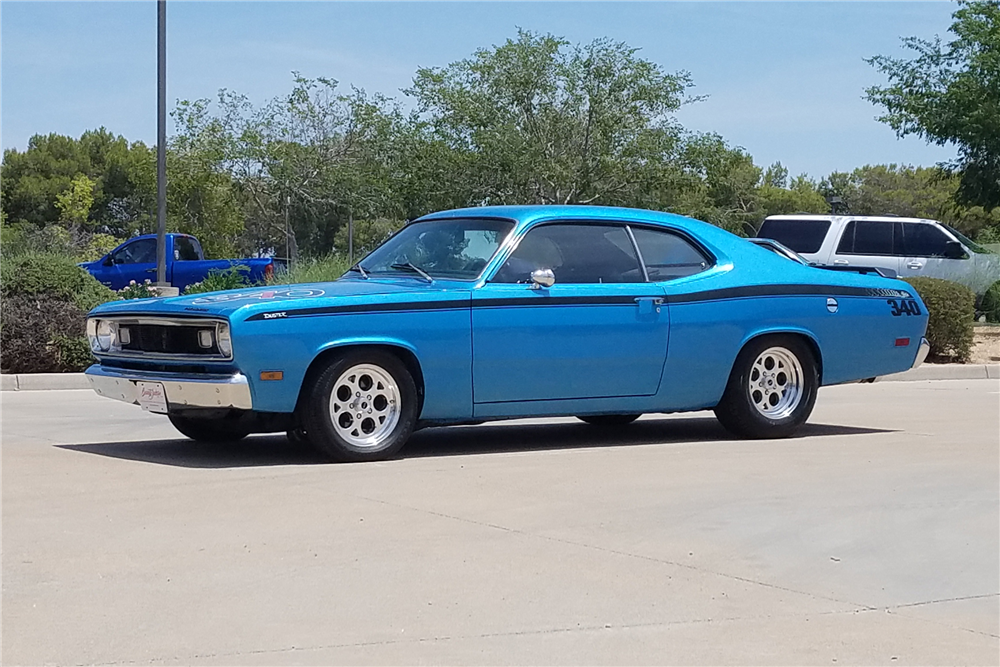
[530,268,556,288]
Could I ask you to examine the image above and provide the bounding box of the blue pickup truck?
[80,233,275,292]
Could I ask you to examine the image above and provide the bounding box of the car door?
[828,220,902,274]
[897,221,970,284]
[471,222,669,404]
[104,238,159,290]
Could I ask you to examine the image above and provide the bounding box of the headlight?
[87,319,100,352]
[96,320,114,351]
[216,323,233,357]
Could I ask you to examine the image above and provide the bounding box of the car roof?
[763,214,942,225]
[414,204,723,235]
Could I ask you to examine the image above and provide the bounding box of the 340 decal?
[887,298,921,316]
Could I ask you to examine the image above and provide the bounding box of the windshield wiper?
[348,263,369,279]
[389,261,433,283]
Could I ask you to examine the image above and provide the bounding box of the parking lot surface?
[3,379,998,665]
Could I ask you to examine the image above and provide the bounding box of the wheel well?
[296,344,426,415]
[741,331,823,383]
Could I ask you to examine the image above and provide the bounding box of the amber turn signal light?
[260,371,284,381]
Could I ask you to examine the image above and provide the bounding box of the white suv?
[756,215,999,293]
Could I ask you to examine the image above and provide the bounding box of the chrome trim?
[85,365,252,410]
[912,337,930,370]
[87,315,233,362]
[530,268,556,289]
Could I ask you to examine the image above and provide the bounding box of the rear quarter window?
[757,219,830,254]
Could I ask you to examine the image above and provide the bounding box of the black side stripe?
[244,284,912,321]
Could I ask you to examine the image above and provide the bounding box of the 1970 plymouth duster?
[85,205,929,462]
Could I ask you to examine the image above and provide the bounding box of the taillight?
[265,263,274,279]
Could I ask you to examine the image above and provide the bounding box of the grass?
[266,253,353,285]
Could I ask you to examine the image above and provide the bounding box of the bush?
[0,294,93,373]
[903,277,976,362]
[980,280,1000,324]
[183,264,254,295]
[1,252,118,311]
[118,279,158,300]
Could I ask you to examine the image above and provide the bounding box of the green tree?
[406,29,700,208]
[54,174,95,229]
[866,0,1000,209]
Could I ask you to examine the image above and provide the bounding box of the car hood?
[88,278,471,319]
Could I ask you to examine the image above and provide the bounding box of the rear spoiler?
[814,265,898,279]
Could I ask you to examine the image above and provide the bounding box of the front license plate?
[137,382,168,413]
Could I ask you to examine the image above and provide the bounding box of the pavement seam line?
[88,606,878,666]
[349,492,876,613]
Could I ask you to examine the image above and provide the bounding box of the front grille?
[96,316,231,361]
[122,324,219,356]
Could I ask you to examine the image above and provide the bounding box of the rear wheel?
[168,414,250,443]
[714,335,818,439]
[300,350,418,462]
[577,414,641,427]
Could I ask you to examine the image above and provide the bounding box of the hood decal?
[188,287,326,306]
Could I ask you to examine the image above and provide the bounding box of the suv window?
[493,224,642,284]
[631,227,709,281]
[757,219,830,254]
[112,239,156,264]
[837,221,894,255]
[901,223,951,257]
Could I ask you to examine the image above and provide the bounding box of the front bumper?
[912,337,931,369]
[85,365,253,410]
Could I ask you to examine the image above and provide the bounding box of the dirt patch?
[970,325,1000,364]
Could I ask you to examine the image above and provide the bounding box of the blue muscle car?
[84,206,930,462]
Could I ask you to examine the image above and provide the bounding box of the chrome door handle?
[833,259,849,265]
[907,262,923,270]
[635,297,664,305]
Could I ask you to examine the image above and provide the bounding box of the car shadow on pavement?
[56,416,896,469]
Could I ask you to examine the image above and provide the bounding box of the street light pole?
[155,0,168,286]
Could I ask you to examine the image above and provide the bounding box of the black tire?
[168,414,251,443]
[299,349,418,462]
[577,414,641,427]
[714,335,819,439]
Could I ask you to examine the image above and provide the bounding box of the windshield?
[943,224,992,254]
[359,218,515,280]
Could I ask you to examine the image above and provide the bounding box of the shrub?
[0,294,93,373]
[903,277,976,362]
[118,279,158,300]
[980,280,1000,324]
[183,264,254,295]
[1,252,118,311]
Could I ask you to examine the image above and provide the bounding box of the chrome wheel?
[748,346,803,419]
[329,363,400,450]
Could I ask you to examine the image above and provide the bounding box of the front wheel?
[300,350,418,462]
[714,336,818,439]
[168,414,250,443]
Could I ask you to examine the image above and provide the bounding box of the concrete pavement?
[2,380,998,665]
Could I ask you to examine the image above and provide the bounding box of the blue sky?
[1,1,959,179]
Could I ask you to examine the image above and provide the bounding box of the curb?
[878,364,999,382]
[1,373,91,391]
[1,365,997,391]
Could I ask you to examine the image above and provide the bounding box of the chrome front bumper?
[85,365,253,410]
[912,337,931,369]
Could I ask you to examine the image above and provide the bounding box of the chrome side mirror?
[530,268,555,289]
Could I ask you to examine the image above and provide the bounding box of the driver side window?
[492,224,643,284]
[112,239,156,264]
